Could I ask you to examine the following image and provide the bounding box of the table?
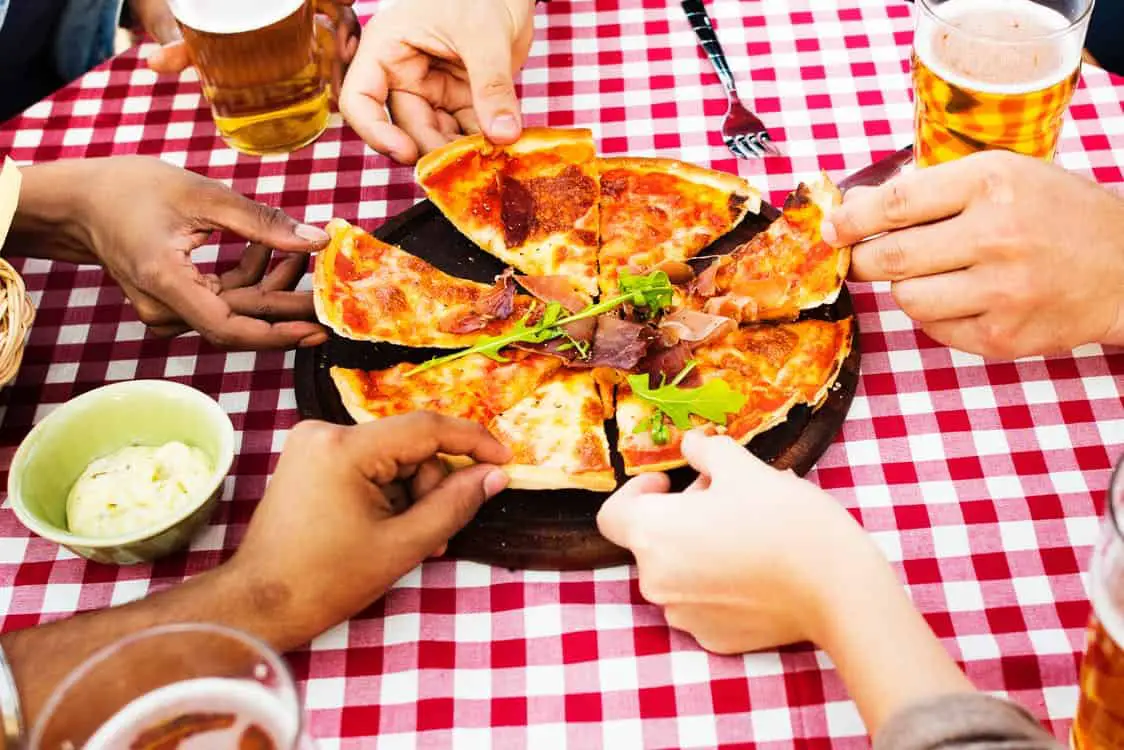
[1,0,1123,746]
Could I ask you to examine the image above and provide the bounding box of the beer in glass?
[1073,455,1124,749]
[167,0,331,155]
[912,0,1093,167]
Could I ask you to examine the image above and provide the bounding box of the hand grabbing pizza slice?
[416,128,601,297]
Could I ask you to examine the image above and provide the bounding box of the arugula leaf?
[405,270,674,376]
[627,362,747,435]
[619,269,674,316]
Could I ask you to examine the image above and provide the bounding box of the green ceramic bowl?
[8,380,235,565]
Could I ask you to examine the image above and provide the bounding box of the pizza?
[314,218,535,348]
[683,173,850,321]
[332,356,616,492]
[597,157,761,295]
[415,128,601,297]
[615,318,853,475]
[314,129,855,492]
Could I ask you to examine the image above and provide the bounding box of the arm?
[4,156,331,349]
[597,432,1058,745]
[1,412,511,740]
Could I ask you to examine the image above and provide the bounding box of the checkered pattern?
[0,0,1122,746]
[913,52,1080,167]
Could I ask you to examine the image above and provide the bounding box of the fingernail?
[483,468,510,499]
[820,218,839,247]
[299,332,329,348]
[295,223,329,243]
[490,114,520,140]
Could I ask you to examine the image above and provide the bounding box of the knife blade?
[836,145,914,193]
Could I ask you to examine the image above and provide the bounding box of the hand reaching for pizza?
[340,0,537,164]
[145,0,361,104]
[598,431,891,654]
[226,413,511,650]
[9,157,330,350]
[825,150,1124,359]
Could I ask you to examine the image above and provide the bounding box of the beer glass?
[30,623,311,749]
[912,0,1093,167]
[1073,454,1124,749]
[167,0,333,155]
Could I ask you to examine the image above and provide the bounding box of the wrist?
[196,561,316,653]
[8,161,97,261]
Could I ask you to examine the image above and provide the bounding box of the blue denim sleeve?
[1086,1,1124,77]
[0,0,8,29]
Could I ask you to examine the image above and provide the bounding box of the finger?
[386,464,508,560]
[219,243,271,290]
[339,47,419,163]
[197,183,329,253]
[388,92,456,155]
[684,474,711,493]
[890,269,989,323]
[258,252,309,293]
[343,413,513,482]
[680,431,764,487]
[152,273,327,349]
[823,163,977,247]
[410,458,450,499]
[453,107,481,136]
[223,288,320,322]
[919,318,992,357]
[596,472,671,548]
[147,40,191,74]
[435,109,462,140]
[849,221,980,282]
[458,33,523,143]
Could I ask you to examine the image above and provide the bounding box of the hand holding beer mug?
[912,0,1093,167]
[1074,456,1124,749]
[166,0,340,155]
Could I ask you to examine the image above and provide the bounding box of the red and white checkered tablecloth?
[1,0,1123,746]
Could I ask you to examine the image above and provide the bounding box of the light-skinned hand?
[340,0,536,164]
[597,431,892,654]
[825,150,1124,359]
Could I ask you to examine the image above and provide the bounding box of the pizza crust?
[443,455,617,492]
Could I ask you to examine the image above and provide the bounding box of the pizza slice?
[332,355,615,492]
[616,318,853,475]
[314,218,534,347]
[415,128,600,297]
[684,173,850,322]
[597,156,761,296]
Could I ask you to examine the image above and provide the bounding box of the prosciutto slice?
[659,309,735,347]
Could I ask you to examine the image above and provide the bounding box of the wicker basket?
[0,257,34,387]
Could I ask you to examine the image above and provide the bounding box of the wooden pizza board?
[294,199,861,570]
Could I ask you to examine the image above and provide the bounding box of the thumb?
[388,464,509,559]
[459,37,522,144]
[201,184,330,253]
[596,472,670,549]
[680,430,765,487]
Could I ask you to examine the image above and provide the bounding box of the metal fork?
[681,0,781,159]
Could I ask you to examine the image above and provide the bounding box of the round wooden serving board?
[295,199,861,570]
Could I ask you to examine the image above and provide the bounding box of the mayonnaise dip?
[66,442,213,538]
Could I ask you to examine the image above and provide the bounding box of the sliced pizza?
[597,156,761,296]
[332,355,615,492]
[684,173,850,322]
[415,128,601,297]
[616,318,853,475]
[314,218,534,347]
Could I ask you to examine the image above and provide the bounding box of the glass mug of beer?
[30,623,312,749]
[912,0,1094,168]
[166,0,334,155]
[1073,454,1124,749]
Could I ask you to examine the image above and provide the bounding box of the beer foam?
[167,0,306,35]
[915,0,1084,94]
